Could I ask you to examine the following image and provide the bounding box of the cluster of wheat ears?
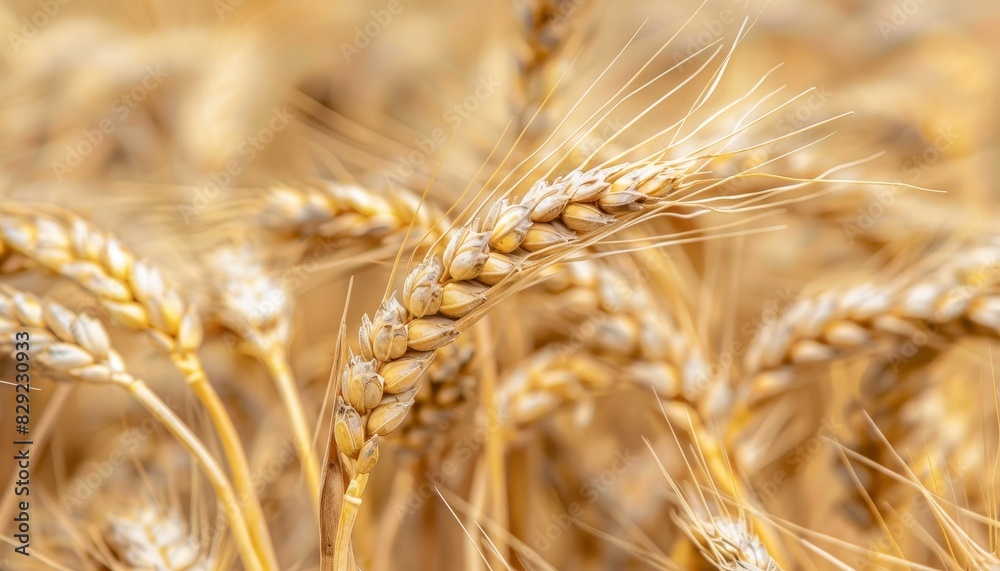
[0,0,998,569]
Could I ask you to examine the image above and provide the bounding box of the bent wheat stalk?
[0,286,261,571]
[0,203,277,569]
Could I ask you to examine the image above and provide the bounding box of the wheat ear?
[677,514,783,571]
[0,203,277,569]
[104,505,212,571]
[738,235,1000,409]
[0,286,261,571]
[511,0,588,138]
[322,160,690,569]
[395,337,478,456]
[261,180,439,242]
[650,411,784,571]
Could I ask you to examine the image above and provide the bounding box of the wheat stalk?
[211,242,322,513]
[0,285,262,571]
[104,505,212,571]
[0,203,277,569]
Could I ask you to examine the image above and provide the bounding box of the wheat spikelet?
[104,505,212,571]
[0,285,262,571]
[0,203,277,568]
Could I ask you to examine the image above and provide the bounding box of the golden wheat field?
[0,0,998,569]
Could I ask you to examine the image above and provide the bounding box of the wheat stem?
[262,348,322,510]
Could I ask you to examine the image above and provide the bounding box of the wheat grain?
[0,285,262,571]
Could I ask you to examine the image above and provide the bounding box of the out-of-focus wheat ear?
[679,515,783,571]
[510,0,591,140]
[735,233,1000,428]
[0,286,262,571]
[211,242,321,514]
[0,203,277,569]
[395,336,478,457]
[104,505,213,571]
[260,180,441,244]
